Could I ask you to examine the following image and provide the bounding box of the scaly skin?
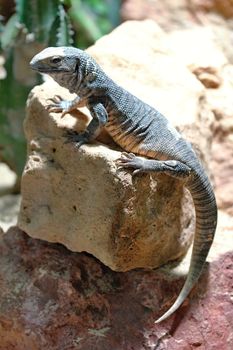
[30,47,218,323]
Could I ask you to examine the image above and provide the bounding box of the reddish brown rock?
[0,226,232,350]
[121,1,233,62]
[121,0,202,30]
[192,66,222,88]
[121,0,233,26]
[193,0,233,19]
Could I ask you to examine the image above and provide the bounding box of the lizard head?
[30,47,84,73]
[30,46,100,93]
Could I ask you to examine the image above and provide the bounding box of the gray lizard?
[30,47,218,323]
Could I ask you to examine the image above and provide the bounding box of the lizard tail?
[155,169,217,323]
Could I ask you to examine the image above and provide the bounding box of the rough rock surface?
[121,0,202,30]
[18,20,214,272]
[120,4,233,215]
[18,81,194,272]
[192,0,233,19]
[206,65,233,214]
[121,0,233,27]
[0,226,232,350]
[1,11,233,349]
[19,88,195,272]
[121,0,233,63]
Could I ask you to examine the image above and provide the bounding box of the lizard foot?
[64,130,89,148]
[46,95,74,118]
[116,152,146,175]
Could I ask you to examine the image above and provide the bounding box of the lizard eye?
[50,56,62,64]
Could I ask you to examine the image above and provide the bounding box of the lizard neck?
[49,70,80,94]
[50,64,112,100]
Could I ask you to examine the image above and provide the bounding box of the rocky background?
[0,1,233,349]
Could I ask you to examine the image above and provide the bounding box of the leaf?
[69,0,102,43]
[15,0,60,42]
[0,48,28,175]
[0,14,20,50]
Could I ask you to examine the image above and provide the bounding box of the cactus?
[0,0,73,191]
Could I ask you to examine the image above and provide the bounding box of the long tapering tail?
[155,169,217,323]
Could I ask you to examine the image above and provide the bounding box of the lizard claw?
[47,95,63,104]
[45,96,74,118]
[116,152,136,164]
[132,169,143,176]
[116,152,145,175]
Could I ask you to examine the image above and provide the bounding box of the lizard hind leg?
[117,152,191,178]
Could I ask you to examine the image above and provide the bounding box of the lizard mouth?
[31,67,73,75]
[30,65,64,73]
[30,58,70,74]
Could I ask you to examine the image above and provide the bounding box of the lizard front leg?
[46,96,82,118]
[64,101,108,148]
[117,153,191,179]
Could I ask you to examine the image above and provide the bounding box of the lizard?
[30,47,218,323]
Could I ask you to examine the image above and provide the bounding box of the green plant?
[0,0,73,191]
[67,0,121,47]
[0,0,120,192]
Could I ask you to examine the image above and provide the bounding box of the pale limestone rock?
[87,21,203,127]
[167,27,227,70]
[206,65,233,214]
[18,20,214,271]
